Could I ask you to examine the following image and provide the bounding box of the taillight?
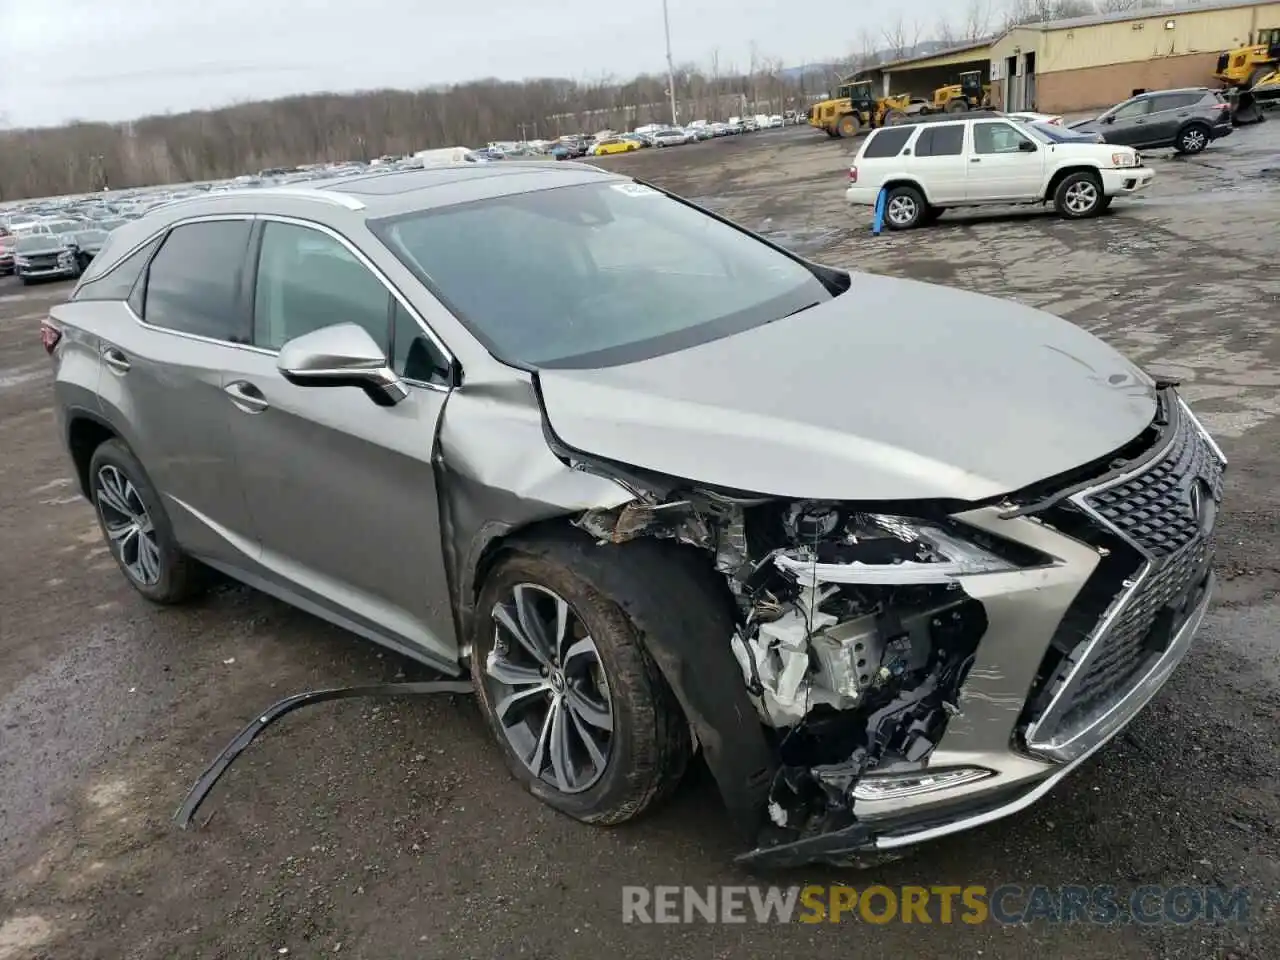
[40,320,62,355]
[848,166,858,183]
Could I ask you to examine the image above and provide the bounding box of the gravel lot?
[2,121,1280,959]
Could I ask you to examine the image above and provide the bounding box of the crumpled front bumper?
[736,392,1224,869]
[738,575,1213,868]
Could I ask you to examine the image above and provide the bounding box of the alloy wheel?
[887,195,918,225]
[485,583,614,794]
[95,465,162,585]
[1064,181,1099,214]
[1181,129,1207,152]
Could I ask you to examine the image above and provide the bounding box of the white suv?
[846,114,1155,230]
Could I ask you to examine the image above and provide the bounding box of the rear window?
[862,127,914,158]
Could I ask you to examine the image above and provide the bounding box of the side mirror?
[277,322,409,407]
[1018,138,1037,152]
[1101,114,1116,124]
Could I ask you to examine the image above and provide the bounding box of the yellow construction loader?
[807,79,911,138]
[926,70,992,114]
[1213,37,1280,123]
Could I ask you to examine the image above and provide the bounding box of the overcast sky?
[0,0,973,129]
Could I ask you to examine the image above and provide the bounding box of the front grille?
[26,255,60,268]
[1081,398,1224,558]
[1024,395,1225,754]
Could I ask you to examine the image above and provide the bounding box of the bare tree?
[881,15,923,59]
[1096,0,1141,11]
[0,61,823,199]
[963,0,996,39]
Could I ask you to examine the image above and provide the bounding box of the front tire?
[1174,123,1210,154]
[471,545,690,824]
[1053,171,1105,219]
[88,439,204,604]
[883,184,926,230]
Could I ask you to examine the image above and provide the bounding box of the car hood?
[16,240,67,255]
[1069,117,1101,131]
[536,273,1157,502]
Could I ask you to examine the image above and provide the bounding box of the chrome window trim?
[110,212,455,394]
[118,214,273,354]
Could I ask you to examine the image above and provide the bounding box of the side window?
[862,126,913,158]
[1111,99,1151,121]
[252,221,391,353]
[142,220,253,342]
[972,122,1035,155]
[71,235,161,302]
[391,300,451,385]
[916,124,964,157]
[1149,93,1199,112]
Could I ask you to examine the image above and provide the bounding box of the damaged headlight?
[773,511,1021,586]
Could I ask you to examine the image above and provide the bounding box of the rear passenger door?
[1143,92,1203,144]
[219,217,459,667]
[92,218,260,566]
[908,122,967,203]
[965,121,1045,201]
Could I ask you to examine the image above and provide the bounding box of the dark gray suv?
[1071,87,1233,154]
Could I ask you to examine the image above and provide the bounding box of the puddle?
[755,224,845,254]
[0,364,47,390]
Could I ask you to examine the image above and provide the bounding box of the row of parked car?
[0,202,143,283]
[547,112,801,158]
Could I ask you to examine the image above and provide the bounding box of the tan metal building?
[990,0,1280,113]
[861,41,994,101]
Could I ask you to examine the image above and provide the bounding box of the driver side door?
[220,217,460,668]
[1101,97,1153,145]
[965,121,1046,201]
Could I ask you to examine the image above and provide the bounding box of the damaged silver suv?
[45,164,1225,867]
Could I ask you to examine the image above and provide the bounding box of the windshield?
[371,180,832,368]
[1019,120,1097,143]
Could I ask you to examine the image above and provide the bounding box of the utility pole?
[662,0,678,126]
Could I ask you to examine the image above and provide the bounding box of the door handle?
[970,157,982,162]
[102,347,131,374]
[224,380,269,414]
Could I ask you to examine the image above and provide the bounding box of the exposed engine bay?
[574,488,1012,839]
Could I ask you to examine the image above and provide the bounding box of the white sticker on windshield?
[611,183,660,197]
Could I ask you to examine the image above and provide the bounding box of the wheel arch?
[881,177,933,204]
[1045,164,1102,201]
[470,520,776,842]
[66,408,121,500]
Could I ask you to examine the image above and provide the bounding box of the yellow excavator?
[807,78,911,138]
[1213,35,1280,124]
[925,70,992,114]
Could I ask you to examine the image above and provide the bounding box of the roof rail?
[150,186,366,212]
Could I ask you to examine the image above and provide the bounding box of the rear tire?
[836,113,860,138]
[946,99,969,114]
[884,185,926,230]
[88,439,205,604]
[1174,123,1210,154]
[471,544,690,825]
[1053,171,1105,219]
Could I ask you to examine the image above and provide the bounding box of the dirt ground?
[3,122,1280,959]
